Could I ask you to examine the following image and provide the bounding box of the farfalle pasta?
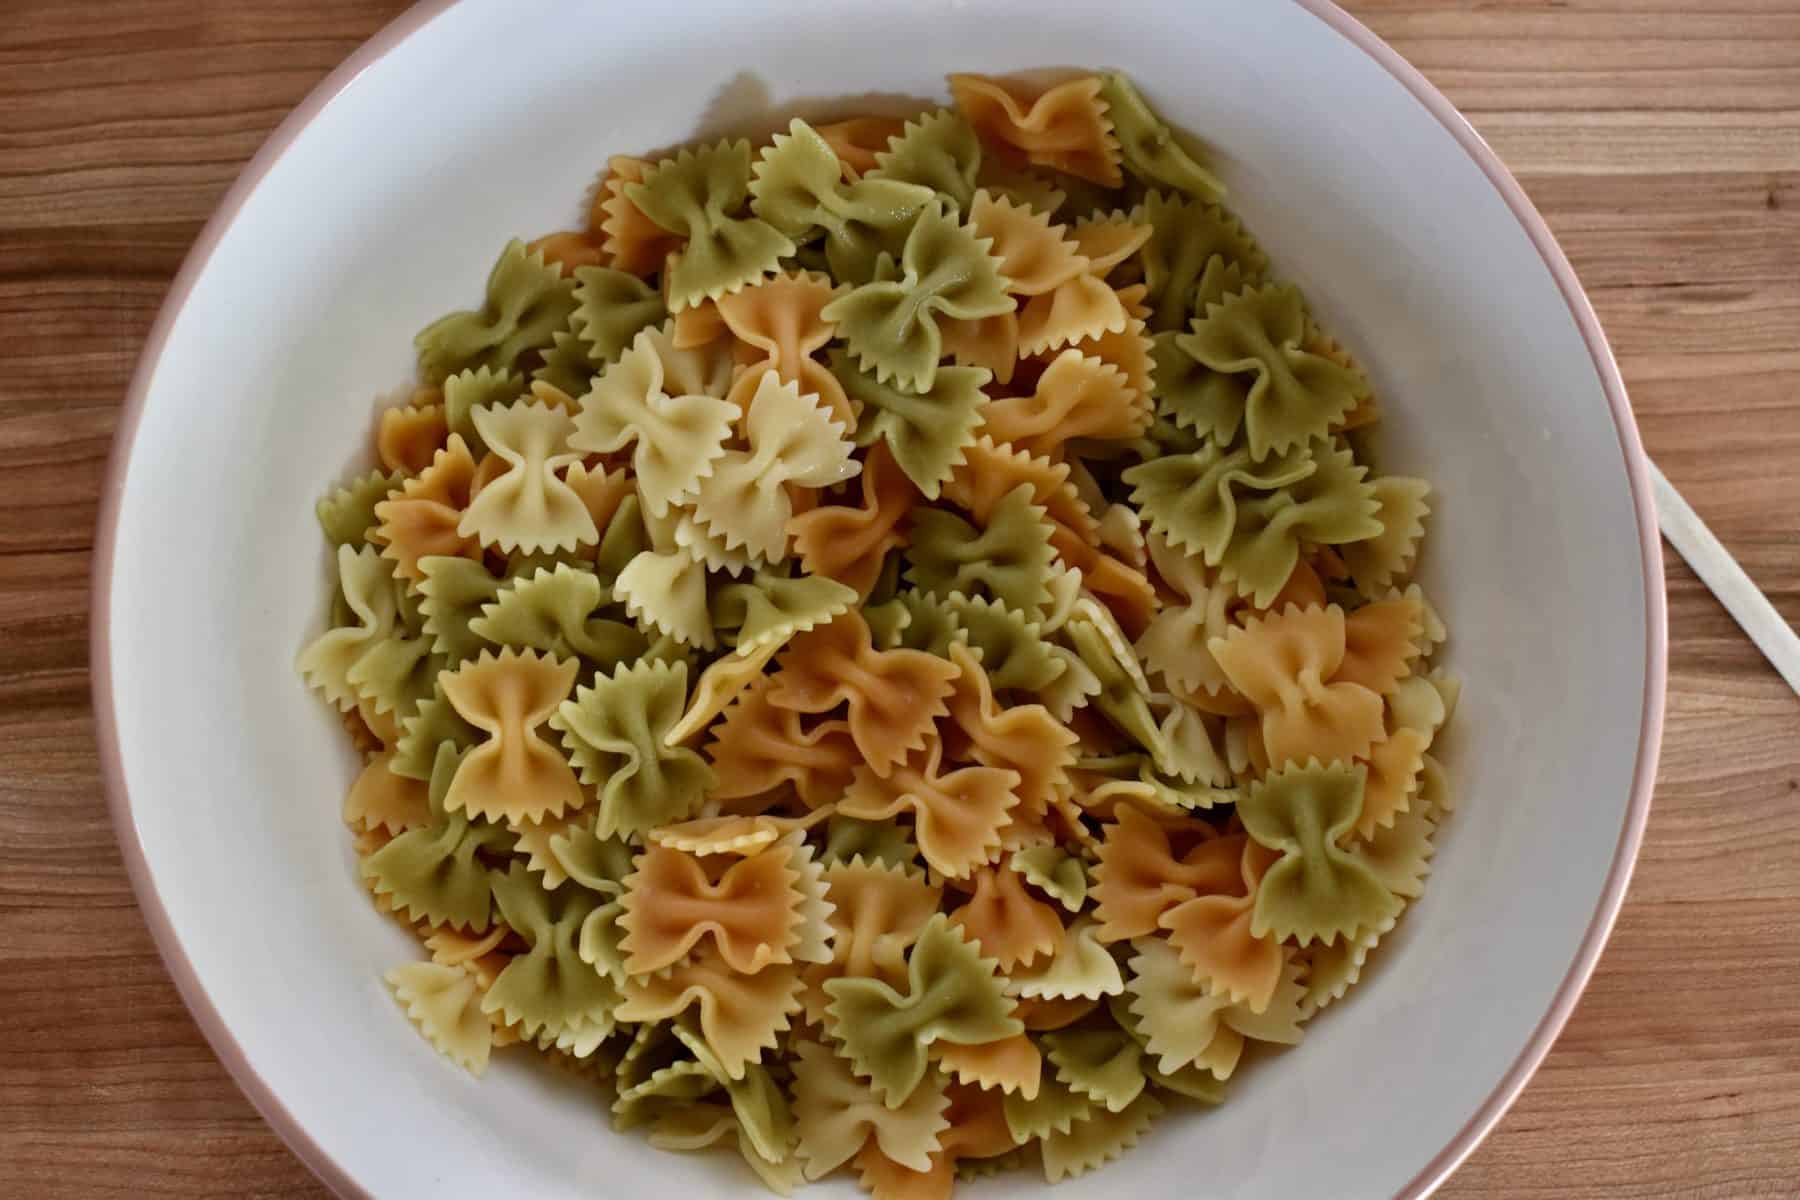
[301,69,1462,1196]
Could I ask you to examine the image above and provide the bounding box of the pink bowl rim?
[89,2,1668,1196]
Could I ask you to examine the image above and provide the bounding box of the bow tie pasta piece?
[822,914,1023,1107]
[550,659,714,839]
[1387,669,1453,742]
[705,677,862,808]
[298,544,418,713]
[688,373,859,564]
[768,609,960,778]
[967,189,1090,297]
[1051,545,1158,646]
[815,117,910,178]
[482,861,620,1042]
[906,484,1059,620]
[624,140,797,309]
[856,1083,1018,1195]
[927,591,1067,695]
[510,809,628,892]
[948,74,1122,187]
[389,673,482,780]
[416,555,506,665]
[939,308,1021,383]
[1337,590,1427,696]
[789,442,922,598]
[1208,603,1387,768]
[1063,610,1170,760]
[1149,692,1235,786]
[943,642,1077,816]
[595,155,685,278]
[1010,845,1090,913]
[569,265,668,367]
[570,324,736,518]
[1124,437,1383,606]
[1238,760,1403,946]
[1135,190,1267,333]
[822,203,1015,394]
[840,739,1020,880]
[612,541,716,650]
[1016,273,1131,358]
[791,1039,952,1179]
[750,121,939,289]
[1124,936,1306,1080]
[386,960,495,1076]
[343,751,432,839]
[866,109,983,217]
[1041,1026,1148,1114]
[1062,282,1156,427]
[662,500,762,577]
[1013,993,1105,1034]
[1092,802,1241,942]
[822,815,921,872]
[1097,73,1224,202]
[615,948,805,1081]
[643,812,777,857]
[456,399,595,553]
[949,859,1066,972]
[1006,915,1125,1002]
[316,467,402,549]
[617,840,804,975]
[376,401,449,478]
[865,589,967,659]
[648,1042,798,1169]
[468,562,645,667]
[982,349,1149,456]
[1069,211,1155,276]
[1341,476,1432,595]
[664,643,781,749]
[1158,835,1286,1014]
[832,351,990,499]
[415,239,579,384]
[527,229,605,276]
[715,269,854,422]
[1293,913,1396,1023]
[1173,283,1371,460]
[371,435,483,581]
[710,570,859,655]
[441,365,527,456]
[1040,1090,1165,1184]
[975,154,1071,218]
[1134,533,1242,703]
[644,1100,801,1196]
[580,484,641,586]
[816,855,941,989]
[1357,725,1432,838]
[438,647,583,824]
[936,1033,1044,1101]
[1002,1064,1096,1142]
[944,434,1100,549]
[362,744,505,931]
[1358,800,1439,902]
[779,829,840,968]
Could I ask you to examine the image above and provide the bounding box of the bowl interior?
[101,0,1656,1196]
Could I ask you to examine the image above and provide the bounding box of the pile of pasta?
[299,70,1458,1195]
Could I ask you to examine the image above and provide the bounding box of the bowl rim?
[89,2,1668,1196]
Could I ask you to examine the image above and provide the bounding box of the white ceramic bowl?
[94,1,1666,1196]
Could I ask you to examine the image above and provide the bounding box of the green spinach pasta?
[300,68,1458,1196]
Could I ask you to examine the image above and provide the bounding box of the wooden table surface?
[3,2,1797,1196]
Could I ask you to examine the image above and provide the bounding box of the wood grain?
[0,1,1795,1195]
